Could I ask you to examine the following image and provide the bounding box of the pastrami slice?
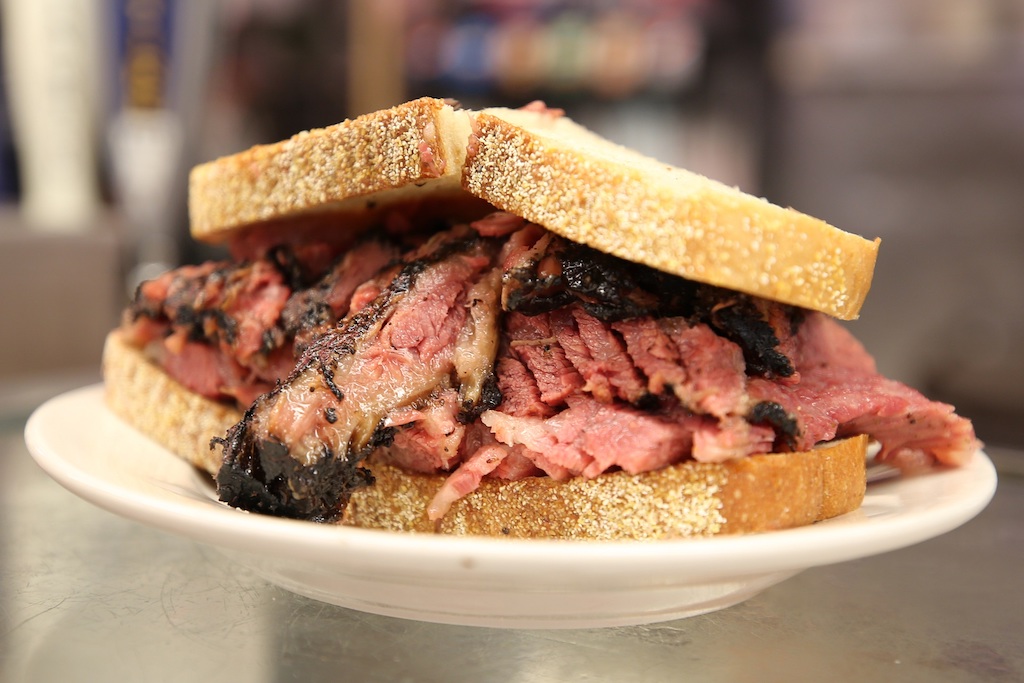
[215,228,502,520]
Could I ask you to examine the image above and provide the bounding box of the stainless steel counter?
[2,416,1021,683]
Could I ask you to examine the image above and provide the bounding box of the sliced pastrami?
[552,307,650,405]
[481,394,693,479]
[379,388,466,474]
[501,233,664,321]
[215,228,502,520]
[792,309,876,374]
[127,240,399,405]
[690,415,776,463]
[495,355,553,418]
[470,212,528,237]
[613,315,749,419]
[612,316,688,396]
[132,259,291,364]
[504,312,584,408]
[748,313,980,468]
[660,319,749,418]
[123,215,979,524]
[501,231,574,315]
[281,238,400,353]
[453,268,503,416]
[837,392,979,470]
[426,445,509,522]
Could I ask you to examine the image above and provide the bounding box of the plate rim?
[25,384,999,582]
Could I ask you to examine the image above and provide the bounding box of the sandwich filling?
[122,211,979,522]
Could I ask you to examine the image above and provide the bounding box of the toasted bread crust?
[464,108,879,320]
[102,331,867,539]
[189,97,475,242]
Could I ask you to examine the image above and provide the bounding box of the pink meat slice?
[749,313,980,468]
[482,394,693,478]
[553,307,649,404]
[505,312,584,407]
[216,229,502,519]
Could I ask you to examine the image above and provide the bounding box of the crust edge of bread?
[188,97,475,242]
[103,330,868,540]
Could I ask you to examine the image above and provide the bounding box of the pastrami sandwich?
[103,97,980,539]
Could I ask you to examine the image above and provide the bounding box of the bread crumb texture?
[345,460,730,539]
[190,97,466,240]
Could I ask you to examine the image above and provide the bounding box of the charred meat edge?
[214,230,501,521]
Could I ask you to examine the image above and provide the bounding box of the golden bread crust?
[102,331,867,539]
[464,108,879,320]
[189,97,475,242]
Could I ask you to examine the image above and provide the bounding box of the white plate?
[25,385,997,629]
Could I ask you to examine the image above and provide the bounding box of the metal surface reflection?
[2,425,1021,682]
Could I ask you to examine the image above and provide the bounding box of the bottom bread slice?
[102,330,867,539]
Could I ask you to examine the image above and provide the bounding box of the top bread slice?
[189,97,879,320]
[189,97,482,242]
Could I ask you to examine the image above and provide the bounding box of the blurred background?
[0,0,1021,449]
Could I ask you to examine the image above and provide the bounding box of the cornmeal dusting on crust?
[452,465,728,539]
[190,98,466,239]
[463,111,879,320]
[344,460,731,539]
